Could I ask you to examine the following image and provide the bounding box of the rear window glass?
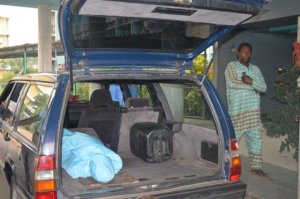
[109,84,153,108]
[128,84,153,108]
[161,83,215,130]
[71,82,153,108]
[72,15,218,51]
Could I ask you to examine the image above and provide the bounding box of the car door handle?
[3,133,11,142]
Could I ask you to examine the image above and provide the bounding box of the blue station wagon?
[0,0,266,198]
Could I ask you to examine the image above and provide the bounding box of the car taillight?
[36,156,56,171]
[229,139,241,181]
[36,192,57,199]
[230,139,239,150]
[35,155,57,199]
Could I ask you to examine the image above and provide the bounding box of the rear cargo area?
[61,125,219,196]
[60,80,221,197]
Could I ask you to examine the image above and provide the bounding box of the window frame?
[15,82,54,147]
[0,82,15,120]
[0,82,28,128]
[4,82,27,125]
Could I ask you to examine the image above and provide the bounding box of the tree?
[0,57,38,74]
[186,54,213,79]
[74,83,90,101]
[265,66,300,160]
[0,57,38,94]
[183,54,214,118]
[0,71,15,93]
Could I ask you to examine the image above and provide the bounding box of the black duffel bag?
[130,122,173,163]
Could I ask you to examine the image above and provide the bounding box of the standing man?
[225,42,268,176]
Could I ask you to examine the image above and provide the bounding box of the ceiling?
[0,0,59,9]
[0,0,299,34]
[245,0,300,24]
[0,0,299,18]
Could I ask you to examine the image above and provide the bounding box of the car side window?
[0,82,15,119]
[128,84,153,107]
[161,83,216,130]
[109,84,125,107]
[1,83,26,125]
[17,83,53,145]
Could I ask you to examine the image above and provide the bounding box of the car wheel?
[10,177,18,199]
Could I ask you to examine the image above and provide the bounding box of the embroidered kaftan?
[225,61,266,169]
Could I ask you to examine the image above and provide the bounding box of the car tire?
[10,176,18,199]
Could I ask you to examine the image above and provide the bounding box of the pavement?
[239,129,298,199]
[0,163,296,199]
[0,129,297,199]
[242,156,297,199]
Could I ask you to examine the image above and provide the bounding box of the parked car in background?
[0,0,266,198]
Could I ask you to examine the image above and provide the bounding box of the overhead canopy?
[0,0,59,9]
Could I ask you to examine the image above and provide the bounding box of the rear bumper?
[154,181,247,199]
[58,180,247,199]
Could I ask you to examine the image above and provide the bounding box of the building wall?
[215,31,296,113]
[0,16,9,47]
[0,6,38,46]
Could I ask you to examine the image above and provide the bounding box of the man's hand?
[242,74,253,84]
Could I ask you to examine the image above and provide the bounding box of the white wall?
[0,5,38,46]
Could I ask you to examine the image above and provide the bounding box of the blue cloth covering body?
[62,128,123,183]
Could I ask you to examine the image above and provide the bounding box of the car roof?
[11,73,58,83]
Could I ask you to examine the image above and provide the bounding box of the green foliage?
[183,86,212,119]
[0,71,16,84]
[184,87,204,117]
[0,57,38,74]
[136,85,153,106]
[273,67,300,104]
[138,85,150,98]
[26,66,38,74]
[186,54,213,79]
[0,57,38,93]
[184,54,213,118]
[265,66,300,160]
[74,83,90,101]
[0,71,16,94]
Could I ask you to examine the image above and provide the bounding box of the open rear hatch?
[59,0,265,73]
[58,0,266,198]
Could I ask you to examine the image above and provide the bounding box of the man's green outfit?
[225,61,266,169]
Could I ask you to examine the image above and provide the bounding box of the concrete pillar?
[23,49,27,74]
[38,4,52,72]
